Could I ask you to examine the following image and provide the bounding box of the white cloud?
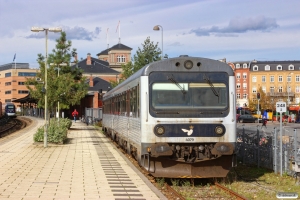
[190,16,279,37]
[0,0,300,66]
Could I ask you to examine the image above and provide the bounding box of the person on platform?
[72,109,78,123]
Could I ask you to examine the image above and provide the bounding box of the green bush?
[33,126,44,142]
[33,118,71,144]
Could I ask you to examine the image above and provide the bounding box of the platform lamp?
[31,27,62,148]
[153,25,163,59]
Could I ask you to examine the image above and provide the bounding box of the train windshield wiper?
[203,74,219,102]
[167,75,186,95]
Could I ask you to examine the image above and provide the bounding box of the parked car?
[238,114,259,123]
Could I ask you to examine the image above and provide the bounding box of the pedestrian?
[262,116,267,128]
[72,109,78,123]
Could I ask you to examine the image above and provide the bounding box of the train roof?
[104,56,234,99]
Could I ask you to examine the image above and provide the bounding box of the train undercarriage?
[103,127,236,178]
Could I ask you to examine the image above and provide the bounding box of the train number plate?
[185,137,195,142]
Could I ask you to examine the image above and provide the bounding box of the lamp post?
[153,25,163,59]
[31,27,62,148]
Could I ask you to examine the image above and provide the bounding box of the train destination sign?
[276,102,286,113]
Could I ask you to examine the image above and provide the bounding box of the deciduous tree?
[26,32,88,115]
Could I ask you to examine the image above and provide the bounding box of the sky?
[0,0,300,68]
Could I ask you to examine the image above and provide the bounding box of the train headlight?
[155,126,165,135]
[184,60,193,69]
[215,126,224,135]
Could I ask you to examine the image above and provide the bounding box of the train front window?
[151,82,227,110]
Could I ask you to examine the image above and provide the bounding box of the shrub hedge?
[33,118,72,144]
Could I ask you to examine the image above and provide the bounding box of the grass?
[167,163,299,200]
[224,163,300,199]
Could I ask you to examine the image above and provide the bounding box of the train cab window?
[151,82,227,110]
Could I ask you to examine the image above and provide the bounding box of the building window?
[18,72,37,77]
[262,76,266,82]
[278,86,283,92]
[18,82,25,85]
[117,55,126,63]
[243,83,247,89]
[5,82,11,86]
[18,90,29,94]
[5,90,11,94]
[243,94,247,99]
[277,65,282,70]
[278,75,283,82]
[117,55,121,62]
[121,55,126,62]
[288,65,294,70]
[5,99,11,103]
[296,75,300,82]
[253,65,258,71]
[236,64,240,68]
[287,75,292,82]
[270,76,274,82]
[270,86,275,93]
[5,73,11,77]
[243,73,247,79]
[243,63,247,68]
[252,76,257,82]
[237,94,241,99]
[262,86,266,93]
[265,65,270,70]
[236,73,240,79]
[236,84,241,89]
[252,87,257,93]
[296,86,300,93]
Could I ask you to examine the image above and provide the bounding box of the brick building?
[0,63,38,111]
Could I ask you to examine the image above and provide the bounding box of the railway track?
[214,182,248,200]
[0,117,25,137]
[107,131,248,200]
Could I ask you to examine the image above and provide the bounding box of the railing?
[82,108,102,125]
[236,126,300,179]
[266,92,295,97]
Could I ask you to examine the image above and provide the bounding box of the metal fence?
[236,126,300,178]
[82,108,102,125]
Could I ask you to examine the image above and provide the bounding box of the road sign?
[276,102,286,113]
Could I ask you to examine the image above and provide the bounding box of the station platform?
[0,117,166,200]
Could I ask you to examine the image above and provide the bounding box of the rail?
[0,118,19,136]
[215,182,248,200]
[164,183,185,200]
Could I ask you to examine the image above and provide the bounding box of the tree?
[26,32,88,115]
[120,36,161,80]
[248,87,273,113]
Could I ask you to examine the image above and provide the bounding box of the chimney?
[89,75,93,87]
[86,53,91,65]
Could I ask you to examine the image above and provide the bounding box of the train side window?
[126,90,130,117]
[129,86,138,118]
